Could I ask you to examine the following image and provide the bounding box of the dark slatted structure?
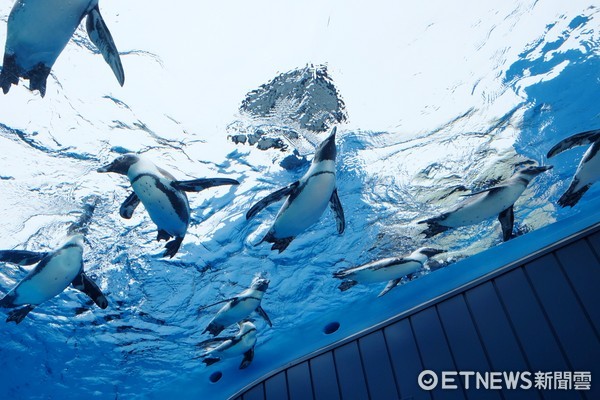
[232,226,600,400]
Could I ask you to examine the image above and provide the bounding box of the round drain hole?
[209,371,223,383]
[324,322,340,334]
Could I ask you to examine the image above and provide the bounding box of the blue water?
[0,2,599,399]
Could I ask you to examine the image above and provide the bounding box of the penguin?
[418,165,552,241]
[246,127,345,252]
[334,247,444,297]
[1,0,124,97]
[200,276,272,336]
[97,153,239,258]
[546,128,600,207]
[0,234,108,324]
[198,321,257,369]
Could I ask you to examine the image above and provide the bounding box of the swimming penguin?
[1,0,124,96]
[198,321,257,369]
[246,127,345,252]
[418,165,552,241]
[547,128,600,207]
[200,277,272,336]
[0,234,108,324]
[334,247,444,297]
[98,154,239,258]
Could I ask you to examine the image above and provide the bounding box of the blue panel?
[264,371,288,400]
[464,282,537,400]
[358,330,399,399]
[287,362,314,400]
[437,295,501,400]
[554,238,600,334]
[494,268,570,400]
[525,254,600,399]
[333,341,369,400]
[411,307,465,400]
[384,319,432,400]
[242,383,265,400]
[309,351,341,400]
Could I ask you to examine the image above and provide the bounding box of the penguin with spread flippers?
[334,247,444,297]
[198,321,257,369]
[418,165,552,241]
[1,0,124,96]
[200,277,272,336]
[246,127,345,252]
[547,129,600,207]
[98,153,239,258]
[0,234,107,324]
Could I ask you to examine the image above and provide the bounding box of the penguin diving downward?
[1,0,124,96]
[198,321,257,369]
[200,276,272,336]
[0,235,107,324]
[334,247,444,297]
[547,128,600,207]
[98,154,239,258]
[418,165,552,241]
[246,127,345,252]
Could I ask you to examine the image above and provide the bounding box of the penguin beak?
[97,162,112,173]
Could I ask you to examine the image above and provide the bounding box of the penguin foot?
[157,230,172,242]
[558,184,590,208]
[337,280,358,292]
[163,237,183,258]
[0,53,19,94]
[418,220,451,238]
[202,323,224,337]
[203,357,220,366]
[6,305,35,324]
[27,62,51,98]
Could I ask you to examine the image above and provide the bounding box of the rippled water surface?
[0,1,599,398]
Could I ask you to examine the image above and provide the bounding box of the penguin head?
[250,277,270,292]
[237,320,257,335]
[515,165,553,181]
[97,154,140,175]
[63,234,85,249]
[416,247,444,258]
[313,127,337,163]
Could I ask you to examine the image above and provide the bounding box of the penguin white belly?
[573,148,600,190]
[132,176,189,237]
[272,173,336,238]
[354,261,421,283]
[13,249,82,305]
[7,0,93,70]
[443,186,525,227]
[214,298,261,327]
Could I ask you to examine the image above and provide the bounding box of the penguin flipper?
[163,237,184,258]
[172,178,240,192]
[72,272,108,309]
[558,180,590,208]
[0,250,49,266]
[6,305,35,324]
[0,53,20,94]
[255,306,272,327]
[86,5,125,86]
[240,347,255,369]
[547,129,600,158]
[329,188,345,234]
[378,279,401,297]
[498,205,515,242]
[246,182,300,220]
[120,192,141,219]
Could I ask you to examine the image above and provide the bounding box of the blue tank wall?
[232,223,600,400]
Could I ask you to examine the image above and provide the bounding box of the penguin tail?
[417,219,451,238]
[0,53,20,94]
[557,183,590,208]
